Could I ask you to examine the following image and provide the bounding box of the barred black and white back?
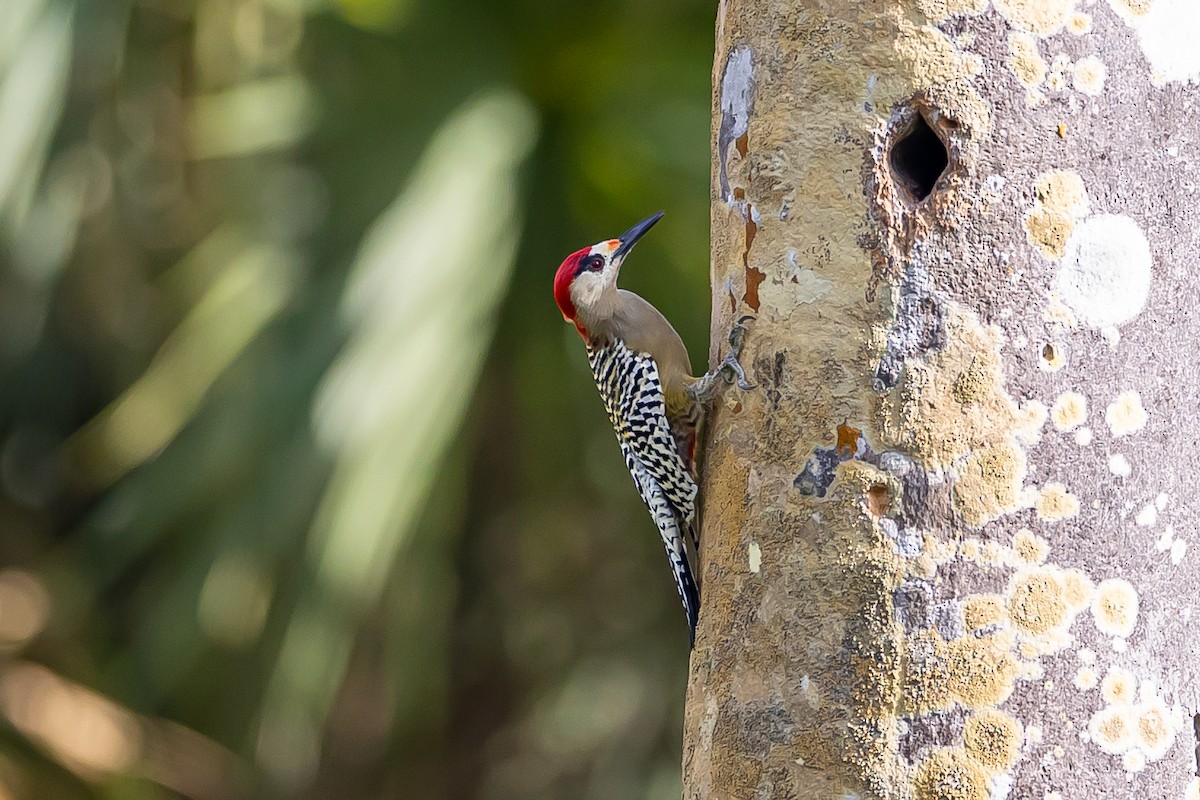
[588,339,701,645]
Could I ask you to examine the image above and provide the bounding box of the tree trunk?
[686,1,1200,798]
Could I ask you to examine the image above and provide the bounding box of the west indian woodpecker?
[553,211,753,646]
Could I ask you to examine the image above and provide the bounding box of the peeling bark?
[688,1,1200,798]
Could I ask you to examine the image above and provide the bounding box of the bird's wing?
[587,340,698,521]
[588,340,700,643]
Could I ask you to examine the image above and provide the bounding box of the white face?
[569,240,622,322]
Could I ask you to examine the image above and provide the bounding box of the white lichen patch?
[1091,578,1139,637]
[1073,56,1107,95]
[1107,453,1131,477]
[1056,214,1153,328]
[1186,776,1200,800]
[1105,391,1148,437]
[982,174,1008,203]
[1074,426,1093,446]
[1050,391,1087,431]
[1170,539,1188,564]
[1136,0,1200,84]
[1135,503,1158,527]
[1074,666,1098,690]
[758,266,834,312]
[1035,483,1080,521]
[1122,748,1147,772]
[748,541,762,573]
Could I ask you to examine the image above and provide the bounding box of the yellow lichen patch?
[903,631,956,712]
[1073,56,1107,96]
[903,630,1019,714]
[1124,749,1148,773]
[963,710,1022,771]
[1105,391,1148,437]
[1043,296,1077,326]
[1092,578,1139,637]
[952,356,992,405]
[994,0,1077,35]
[964,594,1007,631]
[954,443,1026,527]
[1014,401,1048,445]
[1089,705,1136,754]
[1100,666,1137,704]
[880,307,1034,525]
[1008,32,1047,87]
[1007,569,1068,634]
[892,13,992,138]
[1026,170,1089,258]
[1013,529,1049,564]
[1035,483,1079,521]
[1035,170,1089,216]
[917,0,989,22]
[1050,391,1087,431]
[1134,700,1175,759]
[1074,666,1098,690]
[960,539,982,562]
[1061,569,1095,609]
[1068,11,1093,33]
[913,748,989,800]
[1107,0,1153,23]
[944,634,1019,708]
[1025,208,1074,258]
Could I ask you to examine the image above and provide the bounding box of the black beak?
[612,211,664,260]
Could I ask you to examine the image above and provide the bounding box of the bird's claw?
[722,315,755,390]
[720,353,756,391]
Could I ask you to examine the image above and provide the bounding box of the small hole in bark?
[867,484,891,516]
[1039,342,1067,372]
[890,114,948,202]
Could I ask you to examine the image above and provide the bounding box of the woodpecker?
[553,211,753,646]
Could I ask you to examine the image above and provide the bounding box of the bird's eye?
[586,255,604,272]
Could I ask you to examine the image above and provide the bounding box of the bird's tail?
[656,509,700,648]
[628,461,701,646]
[668,538,700,647]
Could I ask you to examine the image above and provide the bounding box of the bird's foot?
[687,316,756,404]
[719,315,756,391]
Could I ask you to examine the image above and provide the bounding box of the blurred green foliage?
[0,0,716,798]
